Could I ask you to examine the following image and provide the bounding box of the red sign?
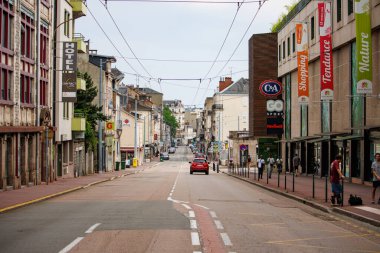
[124,119,129,124]
[154,134,158,140]
[318,2,334,100]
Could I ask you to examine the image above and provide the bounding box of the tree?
[74,72,109,151]
[270,1,299,32]
[163,106,179,138]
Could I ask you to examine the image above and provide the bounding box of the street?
[0,146,379,253]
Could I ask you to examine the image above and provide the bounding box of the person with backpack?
[267,155,275,178]
[330,154,344,205]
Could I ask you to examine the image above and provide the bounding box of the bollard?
[292,172,295,192]
[248,166,250,178]
[213,162,215,171]
[278,171,280,188]
[312,174,315,199]
[284,172,287,190]
[341,179,344,207]
[266,167,269,184]
[325,175,328,203]
[217,164,219,173]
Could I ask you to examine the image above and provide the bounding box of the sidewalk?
[221,166,380,227]
[0,160,159,213]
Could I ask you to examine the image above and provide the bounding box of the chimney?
[219,77,233,92]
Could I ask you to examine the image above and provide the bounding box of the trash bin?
[115,161,120,171]
[133,158,138,167]
[121,161,126,170]
[126,159,131,168]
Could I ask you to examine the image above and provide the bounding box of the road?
[0,146,379,253]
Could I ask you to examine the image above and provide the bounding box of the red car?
[189,158,209,175]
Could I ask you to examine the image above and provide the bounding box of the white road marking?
[190,220,198,229]
[210,211,217,218]
[214,220,224,230]
[220,233,232,246]
[194,204,209,210]
[85,223,101,234]
[189,211,195,218]
[58,237,84,253]
[355,206,380,215]
[182,204,191,209]
[191,232,201,245]
[193,252,202,253]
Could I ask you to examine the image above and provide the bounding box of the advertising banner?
[318,2,334,100]
[62,72,77,102]
[296,23,309,104]
[355,0,372,94]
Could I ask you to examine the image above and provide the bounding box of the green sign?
[355,0,372,94]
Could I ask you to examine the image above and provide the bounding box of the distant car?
[168,147,176,154]
[189,158,209,175]
[194,153,206,159]
[160,152,169,160]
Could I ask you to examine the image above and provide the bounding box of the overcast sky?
[76,0,296,107]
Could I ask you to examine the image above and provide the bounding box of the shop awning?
[307,137,331,143]
[332,135,362,141]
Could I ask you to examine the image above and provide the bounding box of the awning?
[307,137,331,143]
[120,147,135,151]
[332,135,362,141]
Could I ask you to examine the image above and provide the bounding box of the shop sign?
[266,99,284,116]
[296,23,309,104]
[106,121,115,130]
[259,80,282,97]
[62,72,77,102]
[267,117,284,135]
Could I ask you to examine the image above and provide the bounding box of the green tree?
[270,1,299,32]
[74,72,109,151]
[163,106,179,138]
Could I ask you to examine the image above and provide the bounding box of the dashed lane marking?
[58,237,84,253]
[189,211,195,218]
[190,220,198,229]
[210,211,217,218]
[214,220,224,230]
[220,233,232,246]
[85,223,101,234]
[191,232,201,246]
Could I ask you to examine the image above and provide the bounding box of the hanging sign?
[296,23,309,104]
[318,2,334,100]
[259,80,282,97]
[355,0,372,94]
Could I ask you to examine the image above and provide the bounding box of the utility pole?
[98,59,103,173]
[134,96,138,160]
[143,116,146,162]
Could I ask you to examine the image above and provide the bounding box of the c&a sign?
[259,80,283,97]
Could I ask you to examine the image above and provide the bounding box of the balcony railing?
[70,0,87,19]
[72,113,86,132]
[73,33,87,53]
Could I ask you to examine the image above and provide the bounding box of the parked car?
[189,158,209,175]
[168,147,176,154]
[160,152,169,160]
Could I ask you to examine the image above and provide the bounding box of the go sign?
[267,100,283,112]
[259,80,283,97]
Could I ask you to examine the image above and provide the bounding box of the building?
[163,99,185,144]
[277,0,380,182]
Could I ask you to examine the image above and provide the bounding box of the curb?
[0,171,138,214]
[223,171,380,227]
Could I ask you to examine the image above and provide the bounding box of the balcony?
[72,113,86,132]
[73,33,87,53]
[212,104,223,110]
[76,77,86,90]
[70,0,87,18]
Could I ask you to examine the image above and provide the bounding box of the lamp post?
[134,96,138,160]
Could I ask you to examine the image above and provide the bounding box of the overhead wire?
[103,0,262,4]
[114,56,248,63]
[197,0,268,105]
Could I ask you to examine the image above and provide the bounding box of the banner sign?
[355,0,372,94]
[63,42,77,71]
[267,117,284,135]
[62,72,77,102]
[318,2,334,100]
[296,23,309,104]
[266,99,284,116]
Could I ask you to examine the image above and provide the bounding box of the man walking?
[330,154,344,205]
[293,154,301,176]
[257,157,264,179]
[371,153,380,204]
[267,155,275,178]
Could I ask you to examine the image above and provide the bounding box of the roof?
[111,68,125,82]
[137,87,163,95]
[220,78,249,94]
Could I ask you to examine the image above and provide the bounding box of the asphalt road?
[0,146,379,253]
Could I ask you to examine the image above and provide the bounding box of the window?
[63,102,69,119]
[1,69,12,101]
[20,74,33,104]
[282,41,285,59]
[292,32,295,53]
[287,37,290,56]
[40,24,49,106]
[310,16,315,40]
[337,0,342,22]
[40,25,48,65]
[21,12,34,59]
[64,10,70,37]
[278,44,281,62]
[348,0,354,15]
[0,0,14,49]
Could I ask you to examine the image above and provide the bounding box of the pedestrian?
[371,153,380,204]
[247,155,252,170]
[257,157,265,179]
[330,154,344,205]
[276,158,283,174]
[267,155,275,178]
[293,154,301,176]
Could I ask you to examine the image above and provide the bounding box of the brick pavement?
[0,160,159,213]
[222,165,380,227]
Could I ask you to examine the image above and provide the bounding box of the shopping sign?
[106,121,115,130]
[318,2,334,100]
[296,23,309,105]
[355,0,372,94]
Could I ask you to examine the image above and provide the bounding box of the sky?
[76,0,296,107]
